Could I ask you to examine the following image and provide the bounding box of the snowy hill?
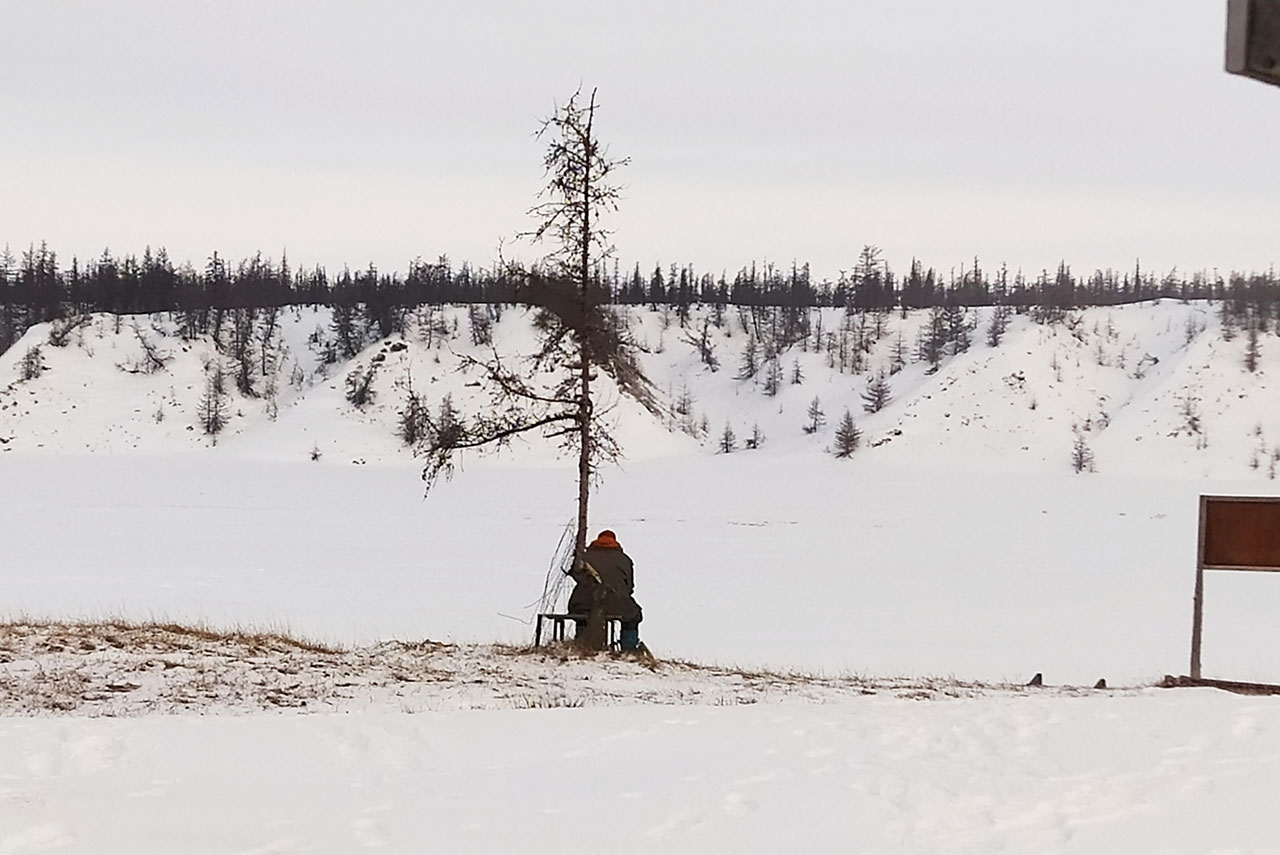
[1,300,1277,479]
[9,302,1280,855]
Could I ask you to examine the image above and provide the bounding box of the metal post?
[1191,495,1208,679]
[1191,565,1205,679]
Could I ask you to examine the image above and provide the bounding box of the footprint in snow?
[353,814,389,848]
[0,823,75,854]
[723,791,758,815]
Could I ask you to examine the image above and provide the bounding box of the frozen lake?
[5,453,1279,686]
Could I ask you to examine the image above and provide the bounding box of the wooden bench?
[535,613,623,648]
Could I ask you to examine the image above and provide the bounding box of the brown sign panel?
[1200,495,1280,571]
[1227,0,1280,88]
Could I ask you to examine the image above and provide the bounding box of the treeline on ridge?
[4,241,1280,355]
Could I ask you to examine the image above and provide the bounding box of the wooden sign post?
[1192,495,1280,678]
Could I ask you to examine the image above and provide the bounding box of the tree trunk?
[572,90,597,575]
[579,586,608,652]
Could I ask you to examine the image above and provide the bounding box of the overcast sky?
[4,0,1280,281]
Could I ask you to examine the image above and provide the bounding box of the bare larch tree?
[420,87,655,573]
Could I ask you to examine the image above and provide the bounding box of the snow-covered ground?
[4,301,1280,853]
[6,620,1020,716]
[4,690,1279,854]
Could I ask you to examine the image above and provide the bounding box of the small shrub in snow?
[1071,429,1095,474]
[18,346,43,381]
[428,394,463,451]
[119,324,173,375]
[47,315,89,347]
[399,390,429,447]
[1176,392,1202,436]
[682,318,719,372]
[345,363,378,409]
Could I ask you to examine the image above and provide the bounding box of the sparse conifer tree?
[987,304,1013,347]
[945,303,970,354]
[467,304,493,346]
[228,307,258,397]
[258,306,282,378]
[761,345,781,396]
[198,365,229,442]
[719,422,736,453]
[672,385,698,436]
[918,306,947,372]
[804,396,826,435]
[1219,299,1236,341]
[737,334,759,381]
[1245,324,1261,373]
[862,370,891,413]
[330,303,361,360]
[833,409,861,458]
[398,376,429,446]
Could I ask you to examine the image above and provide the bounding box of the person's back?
[568,529,643,650]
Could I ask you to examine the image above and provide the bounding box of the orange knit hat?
[590,530,620,549]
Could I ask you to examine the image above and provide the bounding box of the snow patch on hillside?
[1,300,1278,478]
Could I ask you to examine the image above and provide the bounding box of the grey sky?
[4,0,1278,281]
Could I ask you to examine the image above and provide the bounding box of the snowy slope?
[0,301,1276,478]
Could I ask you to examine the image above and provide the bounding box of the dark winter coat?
[568,535,643,624]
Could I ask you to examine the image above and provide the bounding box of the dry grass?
[0,617,342,656]
[499,643,1104,701]
[0,620,1133,717]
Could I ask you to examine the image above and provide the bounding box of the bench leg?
[535,614,544,647]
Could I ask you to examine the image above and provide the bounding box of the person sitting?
[568,529,643,651]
